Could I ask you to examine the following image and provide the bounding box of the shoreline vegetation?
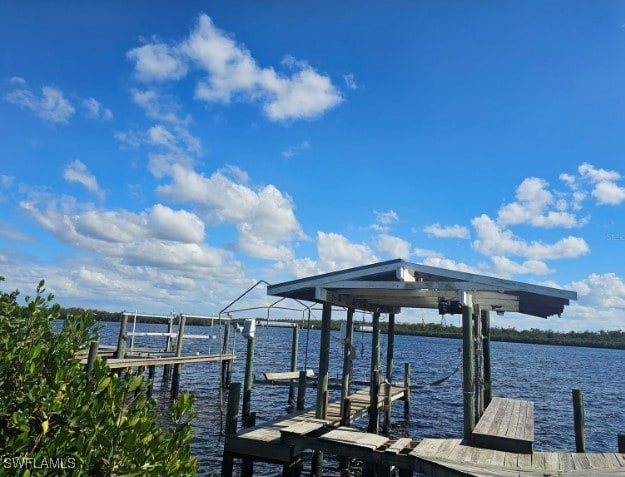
[66,308,625,351]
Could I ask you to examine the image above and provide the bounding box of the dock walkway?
[224,385,406,464]
[280,429,625,476]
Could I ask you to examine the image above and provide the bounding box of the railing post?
[85,340,99,380]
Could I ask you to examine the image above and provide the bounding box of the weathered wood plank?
[319,427,388,450]
[264,369,314,381]
[384,437,413,455]
[473,397,534,454]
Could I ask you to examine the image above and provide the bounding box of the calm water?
[98,321,625,476]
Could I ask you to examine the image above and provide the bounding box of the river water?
[97,321,625,476]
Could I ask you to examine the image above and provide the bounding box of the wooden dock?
[80,353,235,369]
[280,429,625,476]
[223,385,406,464]
[472,397,534,454]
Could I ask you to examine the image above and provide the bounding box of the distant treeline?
[62,307,625,350]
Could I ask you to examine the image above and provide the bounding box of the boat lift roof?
[267,259,577,318]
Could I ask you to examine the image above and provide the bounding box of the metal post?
[115,313,128,359]
[462,294,475,440]
[221,321,232,388]
[383,313,395,435]
[573,388,586,452]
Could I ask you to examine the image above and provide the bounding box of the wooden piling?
[404,362,411,421]
[482,309,493,407]
[341,307,354,421]
[242,335,255,428]
[85,340,99,380]
[221,321,232,388]
[297,369,307,411]
[573,388,586,452]
[222,382,241,477]
[369,368,380,434]
[147,365,155,398]
[171,314,186,397]
[618,433,625,453]
[370,311,381,387]
[462,294,475,440]
[163,317,174,379]
[115,313,128,359]
[287,324,299,412]
[315,302,332,420]
[474,305,484,420]
[383,313,395,435]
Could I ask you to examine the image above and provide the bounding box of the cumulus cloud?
[6,85,75,123]
[562,162,625,206]
[497,177,581,228]
[412,247,444,259]
[316,231,378,270]
[374,234,411,259]
[423,223,470,239]
[126,42,188,82]
[471,214,589,260]
[63,160,106,200]
[82,97,113,121]
[490,256,552,276]
[127,14,343,122]
[156,164,305,260]
[343,73,358,90]
[569,273,625,308]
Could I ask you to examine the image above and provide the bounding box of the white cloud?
[126,42,188,82]
[421,256,479,274]
[576,162,625,206]
[490,256,552,276]
[1,175,14,188]
[9,76,27,85]
[63,160,106,200]
[281,140,310,158]
[82,97,113,121]
[412,247,444,259]
[374,210,399,226]
[156,164,305,260]
[6,85,75,123]
[343,73,358,90]
[316,231,378,271]
[148,204,205,243]
[471,214,589,260]
[569,273,625,309]
[423,223,470,239]
[374,234,411,259]
[127,14,343,122]
[592,180,625,205]
[497,177,581,228]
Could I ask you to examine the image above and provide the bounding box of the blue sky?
[2,1,625,331]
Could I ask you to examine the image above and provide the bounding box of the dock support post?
[462,293,475,441]
[482,309,492,407]
[85,340,99,380]
[316,302,332,419]
[287,324,299,412]
[147,365,155,398]
[383,313,395,436]
[474,304,484,420]
[573,388,586,452]
[221,321,232,388]
[341,307,355,422]
[618,433,625,453]
[222,382,241,477]
[404,362,411,421]
[313,301,332,475]
[115,313,128,359]
[369,368,380,434]
[171,314,186,398]
[297,369,307,410]
[163,317,174,380]
[242,334,255,428]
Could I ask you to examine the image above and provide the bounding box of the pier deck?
[472,397,534,454]
[80,353,235,369]
[280,429,625,476]
[224,385,406,463]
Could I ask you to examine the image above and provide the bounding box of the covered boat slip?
[223,259,599,475]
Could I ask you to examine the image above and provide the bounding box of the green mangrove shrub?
[0,278,198,476]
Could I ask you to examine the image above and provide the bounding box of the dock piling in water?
[573,388,586,452]
[115,313,128,359]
